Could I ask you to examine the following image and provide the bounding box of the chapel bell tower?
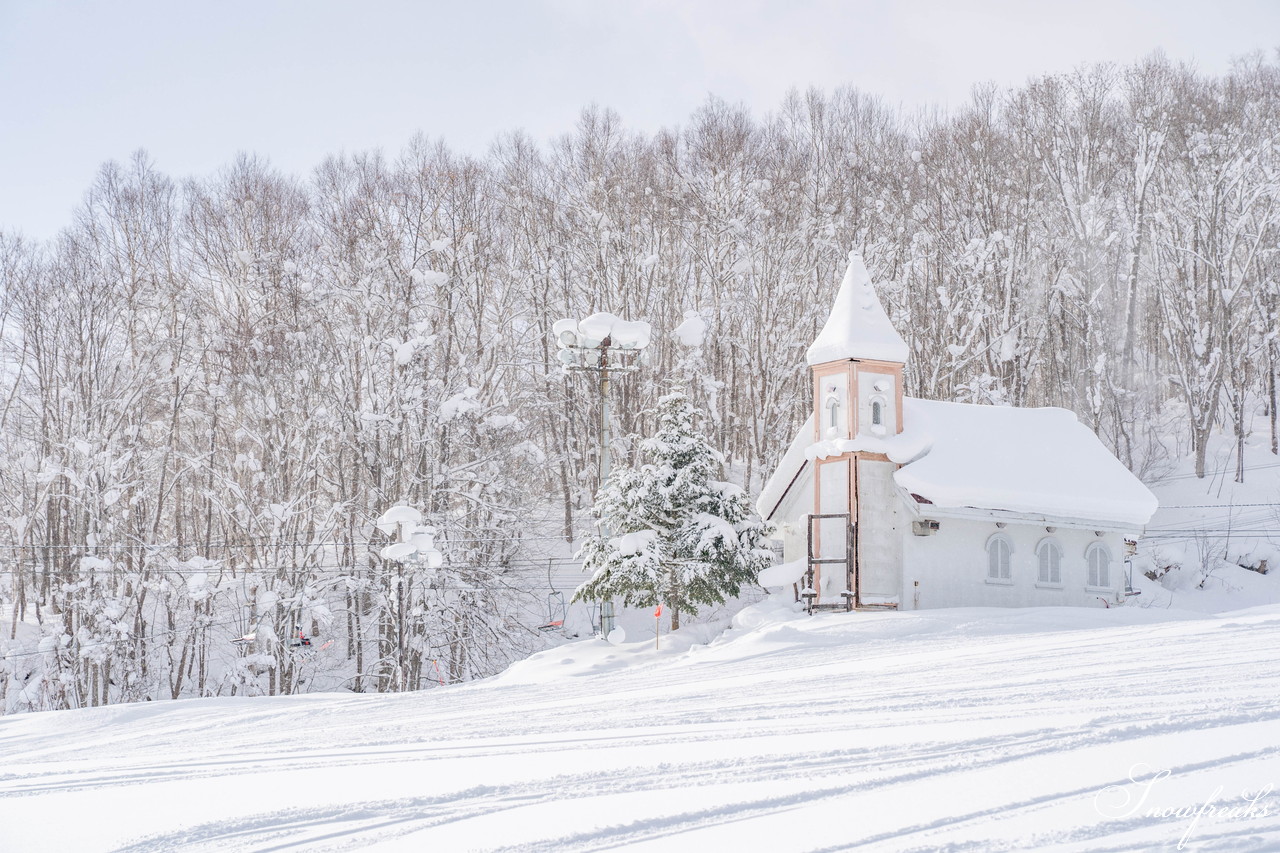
[804,251,908,609]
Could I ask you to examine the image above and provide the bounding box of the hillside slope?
[1134,421,1280,612]
[2,602,1278,851]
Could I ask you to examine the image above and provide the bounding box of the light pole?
[553,312,651,638]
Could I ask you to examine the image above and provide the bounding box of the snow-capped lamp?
[552,313,652,370]
[376,505,443,568]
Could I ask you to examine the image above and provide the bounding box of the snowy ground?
[2,600,1278,852]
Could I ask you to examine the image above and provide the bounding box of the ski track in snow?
[2,606,1279,851]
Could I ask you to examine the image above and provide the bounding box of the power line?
[0,612,285,660]
[1156,502,1280,509]
[1152,461,1280,483]
[0,557,585,575]
[0,602,533,661]
[0,535,575,550]
[1142,532,1280,537]
[0,578,572,661]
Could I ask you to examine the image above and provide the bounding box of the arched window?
[986,534,1012,581]
[1087,543,1111,588]
[1036,538,1062,584]
[872,400,883,426]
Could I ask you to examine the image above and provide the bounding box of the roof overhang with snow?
[756,412,814,522]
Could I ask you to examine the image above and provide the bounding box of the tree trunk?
[1235,393,1247,484]
[1122,197,1145,388]
[1194,418,1212,479]
[560,459,574,544]
[1270,343,1278,456]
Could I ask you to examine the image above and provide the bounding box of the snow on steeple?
[805,251,909,366]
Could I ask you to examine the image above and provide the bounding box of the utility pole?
[598,347,616,637]
[553,313,651,639]
[397,566,406,692]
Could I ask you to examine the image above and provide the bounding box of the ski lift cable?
[0,551,584,566]
[1153,461,1280,483]
[1143,509,1280,531]
[0,557,586,576]
[0,560,558,656]
[0,536,577,550]
[1,613,274,660]
[0,587,536,660]
[1157,502,1280,509]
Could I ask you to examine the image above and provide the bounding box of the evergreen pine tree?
[575,390,772,629]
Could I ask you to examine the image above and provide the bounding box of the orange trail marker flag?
[654,604,663,650]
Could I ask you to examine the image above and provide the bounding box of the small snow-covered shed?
[756,253,1158,611]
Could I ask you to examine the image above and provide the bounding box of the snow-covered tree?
[575,390,772,629]
[4,53,1280,713]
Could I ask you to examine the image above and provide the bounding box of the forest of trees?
[1,52,1277,712]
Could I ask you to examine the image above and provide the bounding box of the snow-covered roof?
[805,253,909,366]
[895,399,1158,527]
[757,399,1158,529]
[755,412,814,520]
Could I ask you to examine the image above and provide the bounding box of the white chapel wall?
[856,371,896,436]
[901,518,1132,609]
[857,459,903,604]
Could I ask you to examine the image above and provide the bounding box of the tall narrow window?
[1036,539,1062,584]
[986,534,1012,581]
[827,397,839,429]
[872,400,883,426]
[1087,543,1111,588]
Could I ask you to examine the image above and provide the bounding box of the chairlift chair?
[1123,555,1141,597]
[539,590,566,631]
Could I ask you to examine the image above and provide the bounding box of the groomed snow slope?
[2,603,1279,852]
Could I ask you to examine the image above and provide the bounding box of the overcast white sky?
[2,0,1278,240]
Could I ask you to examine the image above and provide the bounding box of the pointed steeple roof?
[805,251,909,366]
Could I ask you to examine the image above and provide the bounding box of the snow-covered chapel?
[756,253,1159,611]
